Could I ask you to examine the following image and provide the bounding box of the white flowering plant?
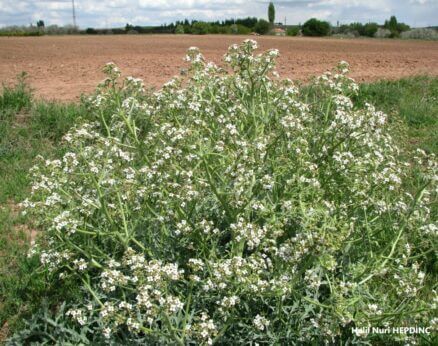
[21,40,437,344]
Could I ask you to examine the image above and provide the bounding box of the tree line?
[0,0,421,39]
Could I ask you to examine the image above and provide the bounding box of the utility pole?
[71,0,77,28]
[284,16,286,26]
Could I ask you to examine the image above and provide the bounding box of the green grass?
[356,75,438,154]
[0,75,436,342]
[0,79,88,203]
[0,73,31,122]
[0,78,90,342]
[357,76,438,221]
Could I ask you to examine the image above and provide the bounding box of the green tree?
[363,23,379,37]
[388,15,398,32]
[85,27,97,34]
[302,18,331,37]
[175,24,184,34]
[192,21,210,35]
[385,16,398,32]
[255,19,270,35]
[36,20,45,28]
[286,26,299,36]
[384,16,409,38]
[397,22,410,33]
[268,2,275,25]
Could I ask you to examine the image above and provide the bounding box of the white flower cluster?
[253,314,270,331]
[23,40,437,344]
[66,308,87,326]
[230,218,269,250]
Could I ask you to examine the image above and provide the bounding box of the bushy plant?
[302,18,331,36]
[20,40,437,344]
[374,28,392,38]
[401,28,438,40]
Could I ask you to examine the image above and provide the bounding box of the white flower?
[253,314,270,331]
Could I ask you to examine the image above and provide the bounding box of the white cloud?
[108,0,130,8]
[409,0,437,4]
[0,0,436,28]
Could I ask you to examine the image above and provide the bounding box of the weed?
[15,41,437,344]
[0,42,436,344]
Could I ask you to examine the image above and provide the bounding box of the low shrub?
[374,28,392,38]
[401,28,438,40]
[18,40,437,344]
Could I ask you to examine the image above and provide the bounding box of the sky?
[0,0,437,29]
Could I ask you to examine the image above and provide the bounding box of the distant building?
[273,27,285,36]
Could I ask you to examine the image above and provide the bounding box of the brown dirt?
[1,201,37,245]
[0,34,437,102]
[0,321,9,343]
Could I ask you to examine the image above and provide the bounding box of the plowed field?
[1,34,437,101]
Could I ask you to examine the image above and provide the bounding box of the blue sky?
[0,0,437,28]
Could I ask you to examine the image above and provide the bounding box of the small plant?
[0,73,32,120]
[19,40,437,344]
[6,302,96,345]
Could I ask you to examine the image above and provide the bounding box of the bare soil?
[0,35,437,101]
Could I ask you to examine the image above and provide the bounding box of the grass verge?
[356,75,438,154]
[0,78,90,343]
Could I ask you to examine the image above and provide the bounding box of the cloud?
[409,0,437,4]
[0,0,436,28]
